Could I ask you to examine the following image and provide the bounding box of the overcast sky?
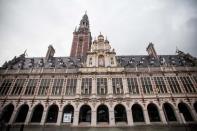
[0,0,197,65]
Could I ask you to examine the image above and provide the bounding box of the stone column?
[159,109,167,124]
[122,77,129,95]
[191,107,197,121]
[107,78,113,96]
[25,109,32,125]
[73,110,79,126]
[91,109,96,126]
[92,78,96,95]
[109,108,115,126]
[175,108,182,124]
[41,110,47,125]
[57,110,63,125]
[8,109,17,124]
[76,78,81,95]
[143,109,150,124]
[126,109,133,126]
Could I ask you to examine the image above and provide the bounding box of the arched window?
[62,105,74,123]
[194,102,197,113]
[79,105,91,123]
[46,104,59,123]
[163,103,177,121]
[97,105,109,123]
[98,55,105,67]
[178,102,193,121]
[114,104,127,123]
[147,103,161,122]
[30,104,44,123]
[15,104,29,123]
[1,104,14,123]
[132,104,144,122]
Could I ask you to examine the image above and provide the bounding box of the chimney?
[45,45,55,61]
[146,42,158,59]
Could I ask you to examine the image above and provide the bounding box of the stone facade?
[0,13,197,128]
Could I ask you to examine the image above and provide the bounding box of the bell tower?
[70,12,92,58]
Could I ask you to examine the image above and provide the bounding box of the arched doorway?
[15,104,29,123]
[163,103,177,122]
[30,104,44,123]
[46,104,59,123]
[147,103,161,122]
[178,102,193,121]
[194,102,197,113]
[132,104,145,122]
[62,104,74,123]
[114,104,127,123]
[1,104,14,123]
[97,105,109,123]
[79,105,91,123]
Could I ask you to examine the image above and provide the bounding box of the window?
[127,78,139,94]
[179,76,196,93]
[51,79,64,95]
[65,79,77,95]
[166,77,181,93]
[0,79,13,96]
[24,79,38,95]
[98,55,105,67]
[112,78,123,95]
[111,57,114,65]
[140,77,153,94]
[89,58,92,65]
[153,77,168,94]
[11,79,25,95]
[38,79,51,95]
[97,78,107,95]
[81,78,92,95]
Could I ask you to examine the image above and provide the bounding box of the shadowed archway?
[30,104,44,123]
[147,103,161,122]
[79,105,91,123]
[132,104,145,122]
[46,104,59,123]
[163,103,177,122]
[62,104,74,123]
[15,104,29,123]
[1,104,14,123]
[114,104,127,123]
[97,104,109,123]
[178,102,193,122]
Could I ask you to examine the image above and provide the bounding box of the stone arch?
[131,103,145,122]
[1,103,14,123]
[162,102,177,122]
[114,104,127,123]
[147,103,161,122]
[14,104,29,123]
[45,104,59,123]
[79,104,91,123]
[178,102,194,122]
[30,104,44,123]
[62,104,74,123]
[97,104,109,123]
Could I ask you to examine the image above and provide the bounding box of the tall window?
[81,78,92,95]
[179,76,196,93]
[38,79,51,95]
[97,78,107,95]
[127,78,139,94]
[166,77,182,93]
[11,79,25,95]
[0,79,13,96]
[51,79,64,95]
[153,77,168,94]
[140,77,153,94]
[24,79,38,95]
[65,79,77,95]
[98,55,105,67]
[112,78,123,95]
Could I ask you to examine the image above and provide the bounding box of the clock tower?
[70,13,92,58]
